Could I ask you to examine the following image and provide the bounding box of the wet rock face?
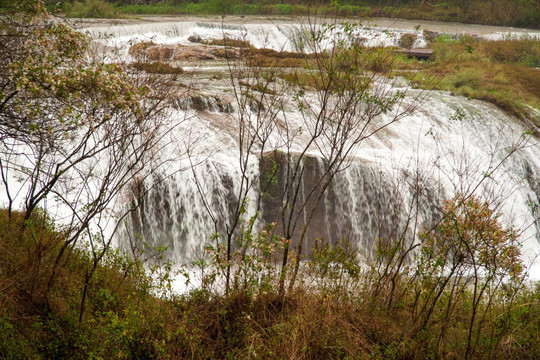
[187,35,201,43]
[258,151,440,254]
[524,161,540,238]
[259,152,339,249]
[175,94,234,113]
[122,161,244,259]
[121,147,445,260]
[125,176,178,256]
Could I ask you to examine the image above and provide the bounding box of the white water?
[83,19,428,59]
[116,93,540,281]
[86,20,539,279]
[83,18,540,63]
[3,19,539,283]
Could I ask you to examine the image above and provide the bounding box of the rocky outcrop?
[258,151,440,253]
[175,94,234,113]
[129,43,239,62]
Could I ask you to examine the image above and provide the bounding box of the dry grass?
[127,41,157,59]
[1,208,540,358]
[131,61,184,74]
[202,38,253,48]
[171,290,378,359]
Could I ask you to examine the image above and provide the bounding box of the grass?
[0,210,173,358]
[1,207,540,358]
[244,47,316,68]
[201,38,252,48]
[399,36,540,123]
[131,61,184,74]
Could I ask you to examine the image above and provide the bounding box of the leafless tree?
[183,15,424,295]
[0,0,190,321]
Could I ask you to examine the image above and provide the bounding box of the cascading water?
[115,97,540,275]
[83,19,428,57]
[82,18,540,60]
[87,20,540,277]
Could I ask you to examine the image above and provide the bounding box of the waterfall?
[83,21,304,53]
[115,87,540,277]
[82,18,540,62]
[82,20,430,59]
[81,20,540,277]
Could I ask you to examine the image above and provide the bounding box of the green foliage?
[65,0,118,18]
[424,194,523,280]
[0,210,178,359]
[274,3,294,15]
[81,1,540,29]
[1,194,539,359]
[199,218,290,298]
[365,193,528,358]
[162,192,535,358]
[308,239,362,299]
[260,151,283,199]
[399,33,417,49]
[403,36,540,122]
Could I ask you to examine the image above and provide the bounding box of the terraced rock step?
[397,48,433,59]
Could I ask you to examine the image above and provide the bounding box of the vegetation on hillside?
[396,34,540,125]
[42,0,540,29]
[1,198,540,358]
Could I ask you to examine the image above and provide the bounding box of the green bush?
[399,33,417,49]
[274,3,294,15]
[66,0,118,18]
[231,3,260,15]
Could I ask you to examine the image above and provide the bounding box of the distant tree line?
[30,0,538,29]
[41,0,537,9]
